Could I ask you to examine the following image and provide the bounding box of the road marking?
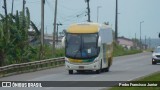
[127,71,158,81]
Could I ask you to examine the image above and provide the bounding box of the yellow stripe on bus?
[67,23,99,33]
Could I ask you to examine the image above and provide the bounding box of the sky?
[0,0,160,39]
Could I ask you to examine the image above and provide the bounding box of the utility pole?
[23,0,26,16]
[11,0,14,15]
[140,21,144,50]
[23,0,25,10]
[40,0,45,59]
[22,0,26,29]
[135,33,137,48]
[97,6,101,22]
[53,0,58,55]
[115,0,118,41]
[85,0,91,22]
[3,0,7,17]
[3,0,8,34]
[56,23,62,42]
[145,35,146,49]
[135,33,137,40]
[149,37,151,49]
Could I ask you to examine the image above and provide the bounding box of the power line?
[45,0,86,24]
[57,11,86,23]
[62,10,86,18]
[47,1,84,18]
[46,0,84,17]
[27,1,40,3]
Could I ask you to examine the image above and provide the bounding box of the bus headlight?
[93,58,99,63]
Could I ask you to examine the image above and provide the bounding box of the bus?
[62,23,113,74]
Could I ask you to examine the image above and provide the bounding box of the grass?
[139,73,160,81]
[27,45,65,62]
[3,45,65,65]
[43,46,65,59]
[113,43,142,57]
[109,72,160,90]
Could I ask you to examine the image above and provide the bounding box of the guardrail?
[0,57,65,77]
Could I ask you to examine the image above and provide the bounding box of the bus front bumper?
[65,61,100,70]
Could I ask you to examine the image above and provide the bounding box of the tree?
[0,7,40,66]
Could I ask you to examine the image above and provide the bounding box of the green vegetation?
[0,7,141,67]
[109,72,160,90]
[113,43,142,57]
[0,7,64,66]
[35,45,65,60]
[0,8,38,66]
[25,45,65,62]
[139,72,160,81]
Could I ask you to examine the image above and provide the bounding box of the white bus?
[62,23,113,74]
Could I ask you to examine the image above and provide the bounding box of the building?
[117,37,134,50]
[28,29,63,48]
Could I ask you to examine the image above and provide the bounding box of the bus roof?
[67,23,99,33]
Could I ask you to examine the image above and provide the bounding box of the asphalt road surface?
[0,52,159,90]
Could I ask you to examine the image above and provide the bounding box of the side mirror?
[98,36,101,47]
[159,33,160,38]
[61,37,65,47]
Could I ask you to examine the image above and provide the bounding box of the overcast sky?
[1,0,160,39]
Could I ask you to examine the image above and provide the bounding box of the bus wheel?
[104,67,109,72]
[69,70,73,74]
[96,60,102,74]
[105,58,111,72]
[96,70,100,74]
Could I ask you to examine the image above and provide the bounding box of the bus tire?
[69,70,73,74]
[96,60,102,74]
[96,70,100,74]
[104,67,109,72]
[105,58,111,72]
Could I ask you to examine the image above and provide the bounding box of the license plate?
[79,66,84,69]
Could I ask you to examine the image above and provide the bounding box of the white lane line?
[127,71,159,81]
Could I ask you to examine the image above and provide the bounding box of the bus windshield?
[66,33,98,59]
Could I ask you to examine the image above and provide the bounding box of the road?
[0,52,159,90]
